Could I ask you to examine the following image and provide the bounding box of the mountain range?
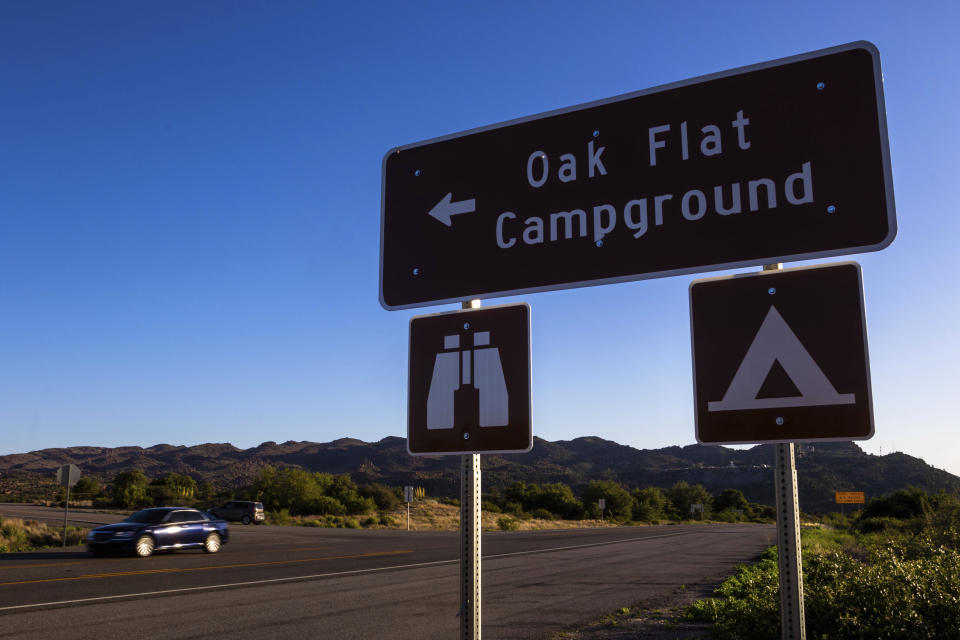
[2,437,957,514]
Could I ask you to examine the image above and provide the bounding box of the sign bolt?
[596,240,604,247]
[768,287,776,295]
[412,267,420,276]
[414,169,421,176]
[463,432,470,440]
[463,322,470,330]
[816,81,825,90]
[592,129,599,137]
[827,205,837,214]
[776,417,785,426]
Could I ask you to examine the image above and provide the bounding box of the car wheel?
[135,535,155,558]
[241,515,252,525]
[204,532,222,553]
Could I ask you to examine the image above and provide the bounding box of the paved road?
[0,521,774,639]
[0,503,126,527]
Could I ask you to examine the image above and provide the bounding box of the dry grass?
[386,500,619,532]
[0,516,87,552]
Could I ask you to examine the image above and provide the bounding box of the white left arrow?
[428,193,476,227]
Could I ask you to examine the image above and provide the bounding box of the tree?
[713,488,750,513]
[72,476,100,499]
[632,487,669,522]
[536,483,584,519]
[112,469,149,508]
[665,481,712,519]
[360,484,401,511]
[582,480,633,520]
[150,473,198,505]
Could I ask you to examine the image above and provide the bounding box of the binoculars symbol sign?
[426,330,508,430]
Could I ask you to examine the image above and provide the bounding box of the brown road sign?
[380,41,895,309]
[690,262,873,444]
[408,303,531,455]
[836,491,865,504]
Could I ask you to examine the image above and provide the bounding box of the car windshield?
[123,509,168,524]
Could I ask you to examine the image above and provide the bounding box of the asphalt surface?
[0,507,775,639]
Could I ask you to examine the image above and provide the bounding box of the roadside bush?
[481,500,501,513]
[343,518,361,529]
[502,501,523,517]
[712,508,745,523]
[266,508,293,525]
[360,517,378,528]
[497,517,519,531]
[360,484,401,511]
[530,508,556,521]
[854,515,915,535]
[0,517,87,552]
[309,495,347,516]
[687,529,960,638]
[379,515,397,527]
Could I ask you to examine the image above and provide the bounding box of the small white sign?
[598,498,606,510]
[404,486,415,503]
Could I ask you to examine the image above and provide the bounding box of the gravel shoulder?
[544,583,716,640]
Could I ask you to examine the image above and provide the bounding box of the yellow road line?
[0,550,411,587]
[0,560,94,571]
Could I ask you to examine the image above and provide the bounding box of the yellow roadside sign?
[835,491,865,504]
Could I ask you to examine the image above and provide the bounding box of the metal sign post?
[775,442,806,640]
[56,464,80,548]
[763,263,805,640]
[461,451,482,640]
[460,299,482,640]
[404,486,414,531]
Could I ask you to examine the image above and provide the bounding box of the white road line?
[0,531,686,613]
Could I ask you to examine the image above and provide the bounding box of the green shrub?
[687,535,960,639]
[359,484,401,511]
[855,515,914,534]
[481,500,501,513]
[309,495,347,516]
[530,508,556,521]
[502,501,523,516]
[497,517,519,531]
[266,509,293,525]
[360,517,378,528]
[379,515,397,526]
[343,518,361,529]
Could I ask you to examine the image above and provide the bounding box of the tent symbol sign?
[690,262,873,444]
[708,306,855,411]
[408,303,531,455]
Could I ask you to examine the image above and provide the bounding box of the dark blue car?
[86,507,229,557]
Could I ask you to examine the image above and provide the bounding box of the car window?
[255,503,263,510]
[168,510,202,523]
[124,509,167,524]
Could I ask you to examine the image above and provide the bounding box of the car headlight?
[113,531,136,538]
[86,532,96,540]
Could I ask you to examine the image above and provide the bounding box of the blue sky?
[1,2,958,478]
